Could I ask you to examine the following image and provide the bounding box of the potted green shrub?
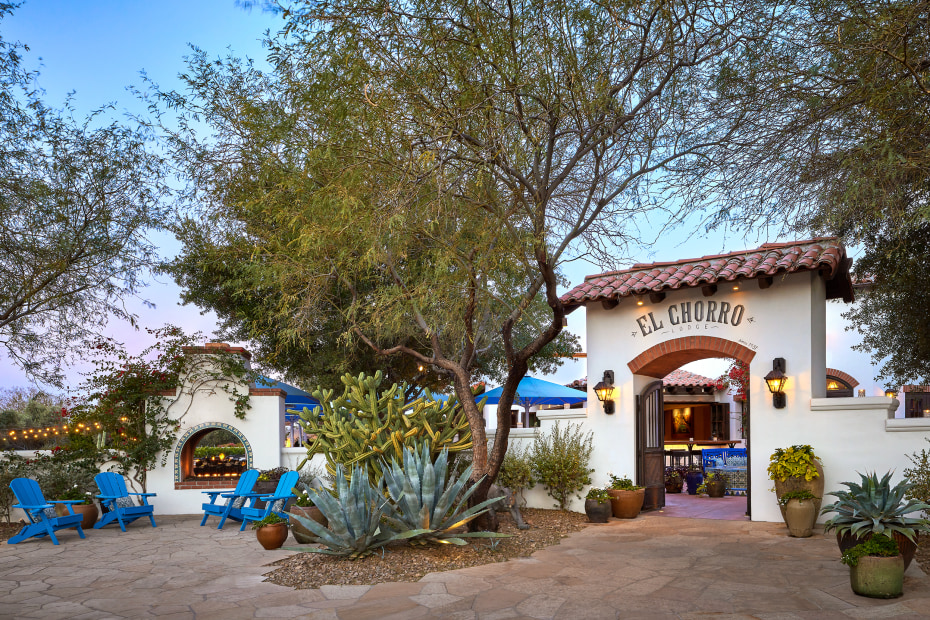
[841,534,904,599]
[822,470,930,570]
[606,474,644,519]
[778,490,818,537]
[768,445,824,522]
[252,513,289,550]
[701,472,729,498]
[584,488,612,523]
[664,469,683,494]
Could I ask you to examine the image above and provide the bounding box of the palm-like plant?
[381,443,509,545]
[287,464,397,559]
[822,471,930,543]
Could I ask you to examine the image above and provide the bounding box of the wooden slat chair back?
[7,478,86,545]
[200,468,260,529]
[238,470,299,531]
[93,472,157,531]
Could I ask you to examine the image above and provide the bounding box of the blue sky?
[0,1,876,395]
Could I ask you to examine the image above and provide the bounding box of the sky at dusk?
[0,1,884,399]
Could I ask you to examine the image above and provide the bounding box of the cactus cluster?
[294,371,472,482]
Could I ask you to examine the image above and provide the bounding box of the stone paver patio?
[1,513,928,619]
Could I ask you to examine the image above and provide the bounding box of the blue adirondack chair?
[94,472,157,531]
[7,478,87,545]
[238,470,299,531]
[200,469,260,529]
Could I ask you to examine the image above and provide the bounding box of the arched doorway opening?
[629,337,755,517]
[174,422,253,490]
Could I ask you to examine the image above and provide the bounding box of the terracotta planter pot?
[684,471,703,495]
[849,555,904,599]
[584,499,611,523]
[784,498,816,538]
[774,460,824,522]
[607,488,645,519]
[255,522,289,550]
[664,479,683,494]
[837,531,918,571]
[56,503,98,530]
[289,506,328,544]
[705,479,727,498]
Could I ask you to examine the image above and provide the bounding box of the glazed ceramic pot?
[783,498,816,538]
[584,499,611,523]
[685,471,704,495]
[255,522,289,550]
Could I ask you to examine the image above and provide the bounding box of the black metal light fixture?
[593,370,616,414]
[884,388,898,399]
[763,358,787,409]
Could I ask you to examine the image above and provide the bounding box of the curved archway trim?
[628,336,757,378]
[173,422,253,483]
[826,368,859,388]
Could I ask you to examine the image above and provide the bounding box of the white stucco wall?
[506,270,929,520]
[146,351,287,515]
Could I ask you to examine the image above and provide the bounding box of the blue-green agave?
[381,443,510,545]
[287,464,402,559]
[822,470,930,542]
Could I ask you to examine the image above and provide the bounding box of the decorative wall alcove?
[173,422,253,490]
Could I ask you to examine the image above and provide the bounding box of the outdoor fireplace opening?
[174,422,253,489]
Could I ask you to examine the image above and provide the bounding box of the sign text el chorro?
[635,300,746,337]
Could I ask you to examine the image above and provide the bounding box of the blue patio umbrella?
[255,376,320,420]
[478,376,587,410]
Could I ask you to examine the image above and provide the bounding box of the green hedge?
[193,446,245,459]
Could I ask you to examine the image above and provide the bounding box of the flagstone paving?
[1,514,928,619]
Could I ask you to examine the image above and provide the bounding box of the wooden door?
[636,380,665,511]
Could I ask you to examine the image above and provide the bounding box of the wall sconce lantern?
[593,370,616,414]
[884,388,898,399]
[763,358,787,409]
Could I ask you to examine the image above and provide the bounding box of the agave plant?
[821,471,930,543]
[381,443,510,545]
[287,464,397,559]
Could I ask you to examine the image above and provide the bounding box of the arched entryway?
[174,422,253,490]
[629,336,756,377]
[630,337,755,516]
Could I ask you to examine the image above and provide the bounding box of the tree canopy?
[0,5,168,386]
[155,0,788,523]
[680,0,930,385]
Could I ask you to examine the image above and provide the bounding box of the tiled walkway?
[655,492,748,520]
[1,514,928,619]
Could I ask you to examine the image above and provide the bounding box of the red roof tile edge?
[561,237,852,308]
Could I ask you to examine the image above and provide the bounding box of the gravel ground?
[263,508,588,589]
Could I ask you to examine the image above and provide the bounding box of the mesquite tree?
[155,0,786,527]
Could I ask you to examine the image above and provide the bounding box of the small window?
[905,391,930,418]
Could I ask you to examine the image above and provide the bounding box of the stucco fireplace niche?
[173,422,253,490]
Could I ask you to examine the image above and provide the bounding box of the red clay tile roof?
[662,369,717,388]
[561,238,853,309]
